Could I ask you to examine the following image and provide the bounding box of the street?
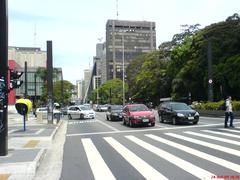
[59,112,240,180]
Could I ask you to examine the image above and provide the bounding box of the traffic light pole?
[47,41,53,124]
[0,0,8,156]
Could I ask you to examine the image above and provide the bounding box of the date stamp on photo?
[211,175,240,179]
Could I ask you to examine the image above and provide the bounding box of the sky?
[8,0,240,84]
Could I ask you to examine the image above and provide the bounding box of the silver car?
[67,105,95,120]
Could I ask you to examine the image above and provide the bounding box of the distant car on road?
[106,105,123,121]
[97,104,109,112]
[158,101,199,125]
[123,104,155,127]
[35,107,61,119]
[67,105,95,120]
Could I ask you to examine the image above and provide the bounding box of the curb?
[0,119,64,180]
[0,149,46,180]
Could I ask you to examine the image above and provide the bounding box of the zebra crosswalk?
[63,127,240,180]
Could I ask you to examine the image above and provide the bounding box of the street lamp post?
[122,33,125,106]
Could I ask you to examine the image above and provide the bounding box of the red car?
[123,104,155,127]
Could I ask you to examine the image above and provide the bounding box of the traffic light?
[10,70,23,90]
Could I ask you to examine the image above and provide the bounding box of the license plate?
[188,117,194,120]
[142,119,149,122]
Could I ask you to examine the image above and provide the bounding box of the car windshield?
[129,105,148,112]
[111,105,123,110]
[80,106,91,110]
[171,103,191,110]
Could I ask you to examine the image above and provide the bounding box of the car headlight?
[177,113,185,117]
[195,112,199,116]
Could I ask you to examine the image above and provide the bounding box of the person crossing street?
[224,96,235,128]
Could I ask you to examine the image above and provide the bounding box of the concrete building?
[105,20,156,80]
[8,46,47,68]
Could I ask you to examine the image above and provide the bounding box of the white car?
[67,105,95,120]
[35,107,61,119]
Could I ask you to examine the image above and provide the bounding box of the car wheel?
[123,118,126,125]
[68,114,72,120]
[172,117,177,125]
[129,120,134,127]
[151,123,155,127]
[80,114,84,119]
[193,120,198,125]
[160,116,164,123]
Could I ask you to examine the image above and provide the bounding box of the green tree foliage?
[89,78,128,105]
[39,80,74,106]
[125,13,240,104]
[168,14,240,101]
[126,51,170,106]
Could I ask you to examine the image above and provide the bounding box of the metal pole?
[47,41,53,124]
[0,0,8,156]
[207,40,213,101]
[34,73,37,116]
[24,61,28,98]
[61,70,64,107]
[96,78,99,105]
[122,34,125,106]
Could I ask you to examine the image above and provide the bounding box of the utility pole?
[24,61,28,98]
[47,41,53,124]
[61,70,64,107]
[0,0,8,156]
[207,39,213,101]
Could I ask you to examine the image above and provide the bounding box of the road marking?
[202,130,240,139]
[0,174,11,180]
[166,133,240,157]
[23,140,40,148]
[218,128,240,133]
[145,134,240,174]
[8,129,16,134]
[104,137,168,180]
[35,128,44,135]
[127,135,215,179]
[185,131,240,146]
[96,119,120,132]
[66,122,230,137]
[81,138,116,180]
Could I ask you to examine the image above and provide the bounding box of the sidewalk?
[0,111,63,180]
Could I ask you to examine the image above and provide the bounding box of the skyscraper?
[105,20,156,80]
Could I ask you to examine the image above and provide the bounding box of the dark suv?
[158,102,199,125]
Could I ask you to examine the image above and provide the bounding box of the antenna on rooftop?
[116,0,119,19]
[33,23,37,47]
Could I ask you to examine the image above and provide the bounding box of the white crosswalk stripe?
[165,132,240,157]
[81,138,116,180]
[218,128,240,133]
[104,137,168,180]
[126,135,215,180]
[68,120,97,124]
[201,130,240,138]
[184,131,240,145]
[146,134,240,174]
[78,128,240,180]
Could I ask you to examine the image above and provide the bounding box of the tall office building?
[105,20,156,80]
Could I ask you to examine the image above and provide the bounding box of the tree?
[89,78,128,105]
[39,80,74,106]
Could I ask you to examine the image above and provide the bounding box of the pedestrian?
[224,96,234,128]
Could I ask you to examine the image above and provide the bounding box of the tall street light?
[122,33,125,106]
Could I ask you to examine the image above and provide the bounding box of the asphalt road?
[60,111,240,180]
